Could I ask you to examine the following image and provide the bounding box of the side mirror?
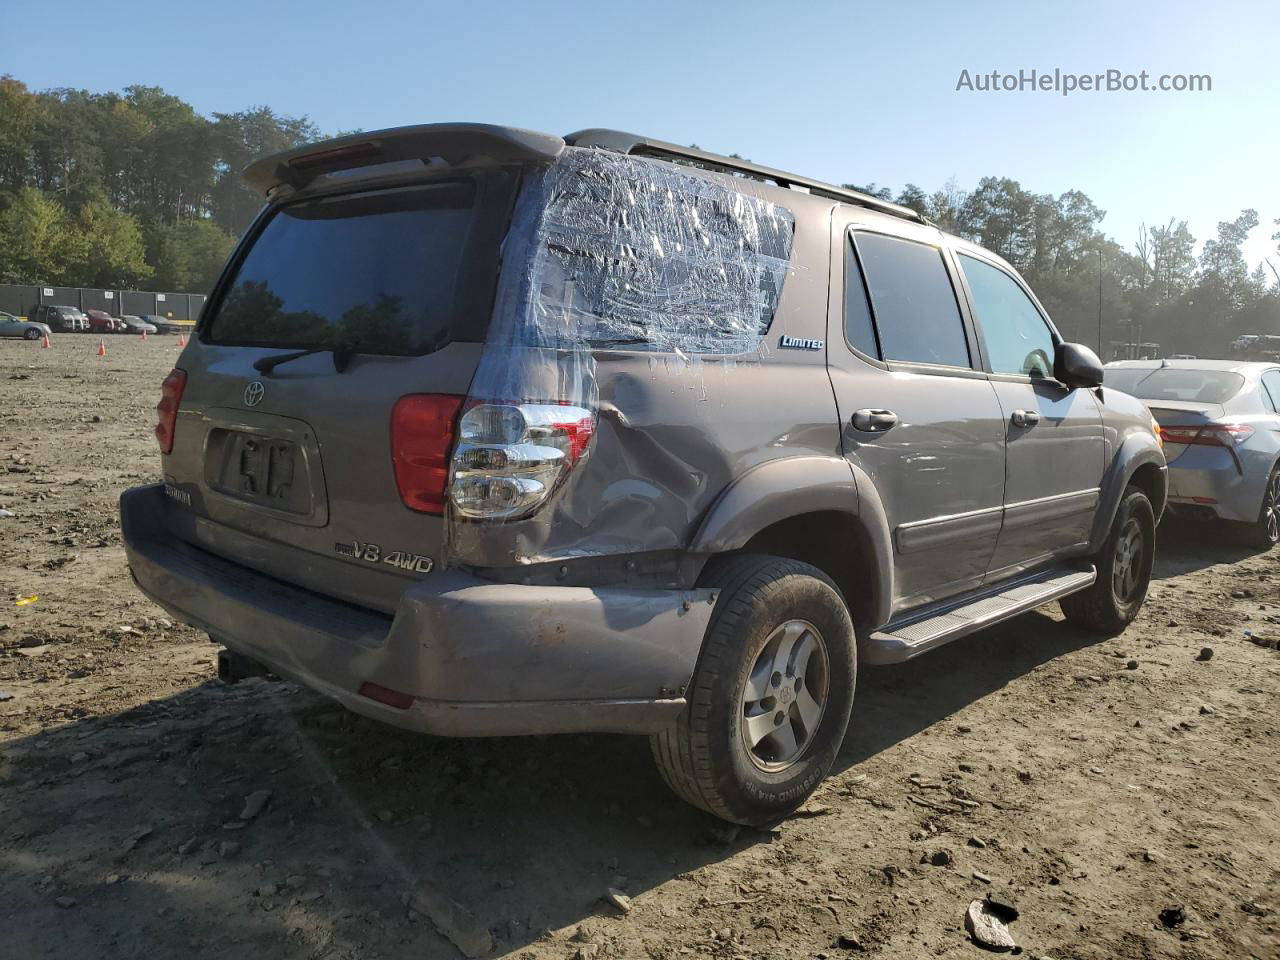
[1054,341,1104,389]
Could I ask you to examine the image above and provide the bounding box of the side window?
[844,236,879,358]
[1263,371,1280,412]
[852,232,971,368]
[958,254,1056,378]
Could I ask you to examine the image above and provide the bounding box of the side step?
[866,565,1096,664]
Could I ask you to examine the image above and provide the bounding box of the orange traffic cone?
[42,333,50,349]
[97,340,106,358]
[178,334,187,347]
[140,329,147,341]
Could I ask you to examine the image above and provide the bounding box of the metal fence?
[0,284,206,322]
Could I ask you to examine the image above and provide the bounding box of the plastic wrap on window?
[448,147,796,562]
[467,146,796,410]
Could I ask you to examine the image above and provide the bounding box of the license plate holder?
[206,429,313,516]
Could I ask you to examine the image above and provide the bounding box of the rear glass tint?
[206,182,477,355]
[1105,367,1245,403]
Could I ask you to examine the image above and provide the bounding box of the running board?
[866,565,1096,664]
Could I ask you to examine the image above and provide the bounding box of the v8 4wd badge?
[334,540,434,574]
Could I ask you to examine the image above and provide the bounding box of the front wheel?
[23,328,41,340]
[1060,485,1155,635]
[650,555,856,825]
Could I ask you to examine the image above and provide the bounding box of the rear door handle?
[852,408,898,432]
[1011,409,1040,428]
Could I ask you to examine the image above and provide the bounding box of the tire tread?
[650,555,845,821]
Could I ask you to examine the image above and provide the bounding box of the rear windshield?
[1106,367,1245,403]
[205,181,479,355]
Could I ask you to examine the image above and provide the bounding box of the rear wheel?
[650,555,856,825]
[1235,466,1280,549]
[1060,485,1155,635]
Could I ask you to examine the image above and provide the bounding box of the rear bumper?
[121,484,714,736]
[1166,451,1266,522]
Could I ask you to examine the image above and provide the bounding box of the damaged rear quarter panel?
[449,152,840,569]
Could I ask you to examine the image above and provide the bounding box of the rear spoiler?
[243,123,566,196]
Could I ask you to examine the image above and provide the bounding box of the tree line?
[0,76,1276,356]
[848,178,1279,355]
[0,76,317,294]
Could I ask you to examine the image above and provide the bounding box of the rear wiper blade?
[253,344,356,375]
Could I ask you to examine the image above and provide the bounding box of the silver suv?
[121,124,1167,824]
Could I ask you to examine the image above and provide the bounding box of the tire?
[1232,465,1280,550]
[23,328,41,340]
[1060,485,1155,635]
[649,554,856,825]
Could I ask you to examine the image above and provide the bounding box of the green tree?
[70,194,152,288]
[0,186,85,283]
[148,219,236,293]
[1198,209,1260,308]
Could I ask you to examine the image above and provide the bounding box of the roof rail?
[564,128,928,225]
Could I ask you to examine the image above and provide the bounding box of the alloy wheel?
[1112,517,1145,601]
[1264,472,1280,544]
[739,619,829,771]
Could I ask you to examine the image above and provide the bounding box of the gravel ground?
[1,335,1278,960]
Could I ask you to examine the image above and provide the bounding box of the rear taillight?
[155,368,187,454]
[391,394,466,514]
[1159,422,1254,447]
[450,402,596,519]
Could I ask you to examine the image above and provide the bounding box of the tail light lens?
[391,394,466,514]
[155,368,187,454]
[1159,422,1254,447]
[450,403,596,519]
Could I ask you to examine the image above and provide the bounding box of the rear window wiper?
[251,329,452,375]
[253,344,356,375]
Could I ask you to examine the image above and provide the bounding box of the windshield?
[205,181,482,355]
[1106,367,1245,403]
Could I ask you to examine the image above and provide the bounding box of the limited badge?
[779,335,823,351]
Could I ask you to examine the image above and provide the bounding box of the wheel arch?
[1088,434,1167,553]
[689,456,894,631]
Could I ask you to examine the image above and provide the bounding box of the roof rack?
[564,128,928,225]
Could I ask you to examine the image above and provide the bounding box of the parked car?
[144,314,190,335]
[0,312,51,340]
[1107,359,1280,547]
[32,304,89,332]
[121,124,1167,824]
[1255,336,1280,361]
[85,308,127,334]
[1231,334,1259,353]
[119,315,158,335]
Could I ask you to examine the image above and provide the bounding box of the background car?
[143,314,190,335]
[0,312,51,340]
[1231,334,1259,353]
[85,309,127,334]
[119,315,158,335]
[31,304,89,332]
[1107,359,1280,547]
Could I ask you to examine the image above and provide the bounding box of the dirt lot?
[1,335,1278,960]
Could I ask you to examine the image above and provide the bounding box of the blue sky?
[4,0,1276,273]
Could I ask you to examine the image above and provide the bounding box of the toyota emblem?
[243,381,265,407]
